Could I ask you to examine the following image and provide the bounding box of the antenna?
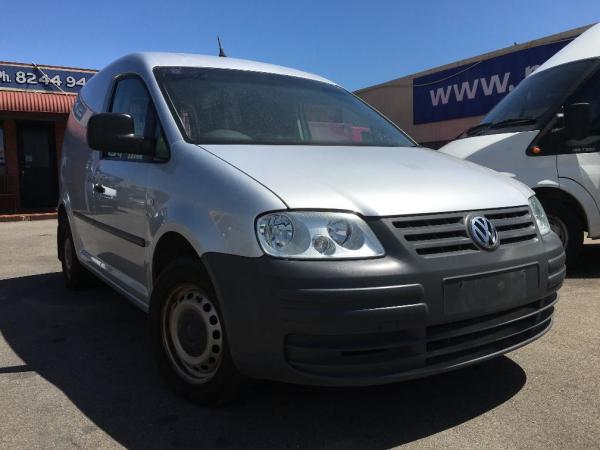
[217,36,227,57]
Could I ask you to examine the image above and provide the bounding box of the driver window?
[539,70,600,155]
[105,77,169,161]
[569,71,600,138]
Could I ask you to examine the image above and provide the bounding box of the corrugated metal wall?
[0,91,75,115]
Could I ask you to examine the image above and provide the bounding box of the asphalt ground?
[0,220,598,449]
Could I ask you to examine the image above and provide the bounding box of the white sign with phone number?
[0,63,95,94]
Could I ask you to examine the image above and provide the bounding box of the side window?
[105,77,169,161]
[570,71,600,137]
[538,70,600,155]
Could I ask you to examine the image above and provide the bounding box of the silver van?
[59,53,565,404]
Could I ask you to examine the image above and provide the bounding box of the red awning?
[0,90,75,115]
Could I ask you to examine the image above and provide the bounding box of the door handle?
[93,183,106,194]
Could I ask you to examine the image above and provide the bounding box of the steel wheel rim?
[162,284,223,384]
[549,215,569,250]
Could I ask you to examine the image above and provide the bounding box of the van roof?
[115,52,336,85]
[536,23,600,73]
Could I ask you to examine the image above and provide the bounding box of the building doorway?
[16,121,58,210]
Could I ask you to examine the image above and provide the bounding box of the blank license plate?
[443,265,540,314]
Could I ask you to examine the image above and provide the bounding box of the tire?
[542,199,584,267]
[58,214,96,290]
[149,259,244,406]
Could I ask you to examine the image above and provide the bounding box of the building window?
[0,125,6,175]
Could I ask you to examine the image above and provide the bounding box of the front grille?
[387,206,538,257]
[285,294,556,378]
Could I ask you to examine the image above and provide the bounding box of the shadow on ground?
[0,273,527,449]
[567,242,600,279]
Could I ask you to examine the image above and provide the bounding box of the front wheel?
[543,199,583,267]
[149,259,244,405]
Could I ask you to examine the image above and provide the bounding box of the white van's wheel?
[149,259,243,405]
[543,199,583,267]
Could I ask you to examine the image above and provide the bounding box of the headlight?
[529,196,551,235]
[256,211,385,259]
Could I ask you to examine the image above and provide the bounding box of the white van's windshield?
[155,67,415,147]
[467,59,596,136]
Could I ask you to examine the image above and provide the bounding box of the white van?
[441,23,600,265]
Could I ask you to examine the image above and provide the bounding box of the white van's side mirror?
[564,103,591,140]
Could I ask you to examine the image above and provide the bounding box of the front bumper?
[203,229,565,386]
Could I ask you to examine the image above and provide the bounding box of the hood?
[202,144,532,217]
[440,131,541,177]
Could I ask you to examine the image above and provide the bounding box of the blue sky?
[1,0,598,90]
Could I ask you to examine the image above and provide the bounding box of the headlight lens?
[256,211,385,259]
[327,219,351,245]
[529,196,551,235]
[258,214,294,249]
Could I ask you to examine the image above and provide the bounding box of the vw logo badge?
[468,216,499,250]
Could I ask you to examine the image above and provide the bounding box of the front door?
[87,76,161,300]
[17,121,58,209]
[557,70,600,216]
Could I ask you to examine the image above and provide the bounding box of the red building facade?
[0,62,96,212]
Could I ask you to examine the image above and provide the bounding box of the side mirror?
[564,103,591,140]
[87,113,155,155]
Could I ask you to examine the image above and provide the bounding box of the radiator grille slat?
[411,236,475,249]
[387,206,538,257]
[392,216,463,229]
[497,225,537,240]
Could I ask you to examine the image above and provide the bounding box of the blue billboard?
[0,62,96,94]
[412,40,573,124]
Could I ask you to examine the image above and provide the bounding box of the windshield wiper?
[490,117,537,129]
[464,122,492,136]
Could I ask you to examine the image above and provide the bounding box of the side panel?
[557,176,600,237]
[558,152,600,203]
[59,106,97,255]
[145,141,287,295]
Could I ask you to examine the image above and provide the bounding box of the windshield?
[478,59,596,131]
[155,67,414,147]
